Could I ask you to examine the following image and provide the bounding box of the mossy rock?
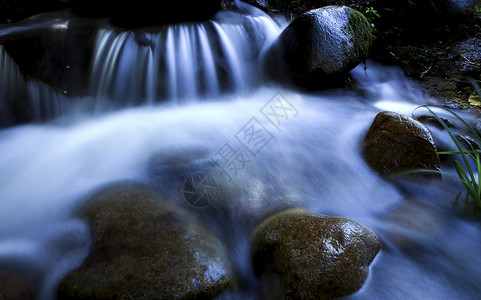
[263,5,372,89]
[362,111,441,177]
[58,186,232,299]
[251,209,380,299]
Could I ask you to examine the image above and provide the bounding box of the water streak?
[88,8,281,104]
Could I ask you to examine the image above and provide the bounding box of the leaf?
[468,93,481,106]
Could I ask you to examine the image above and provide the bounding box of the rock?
[432,0,481,15]
[0,270,35,300]
[263,5,372,89]
[455,37,481,73]
[0,0,68,24]
[70,0,222,27]
[417,115,455,130]
[362,111,441,177]
[58,186,232,299]
[251,209,380,299]
[0,10,102,99]
[243,0,268,10]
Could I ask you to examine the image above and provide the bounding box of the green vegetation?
[364,6,380,24]
[411,105,481,216]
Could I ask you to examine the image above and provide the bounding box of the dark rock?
[58,186,232,299]
[432,0,481,15]
[0,0,69,24]
[69,0,222,27]
[0,11,102,99]
[243,0,268,10]
[0,270,35,300]
[417,115,455,130]
[263,5,372,89]
[455,37,481,73]
[252,209,380,299]
[362,111,441,177]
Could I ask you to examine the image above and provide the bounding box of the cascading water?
[89,5,281,104]
[1,2,481,299]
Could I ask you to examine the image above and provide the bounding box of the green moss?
[346,8,373,60]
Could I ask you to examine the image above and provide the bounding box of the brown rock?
[58,186,232,299]
[362,111,441,176]
[251,209,380,299]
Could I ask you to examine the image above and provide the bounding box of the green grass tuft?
[410,105,481,216]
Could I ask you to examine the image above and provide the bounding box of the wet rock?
[252,209,380,299]
[263,5,372,89]
[0,10,102,99]
[0,0,68,24]
[432,0,481,15]
[417,115,455,130]
[455,37,481,73]
[69,0,222,27]
[243,0,268,10]
[0,270,35,300]
[362,111,441,177]
[58,186,232,299]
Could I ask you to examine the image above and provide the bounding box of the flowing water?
[1,2,481,299]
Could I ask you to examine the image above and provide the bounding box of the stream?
[1,2,480,299]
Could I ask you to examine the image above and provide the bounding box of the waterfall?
[0,45,26,125]
[0,46,72,125]
[89,7,281,104]
[0,5,282,124]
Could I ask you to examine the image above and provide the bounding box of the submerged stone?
[58,186,232,299]
[251,209,380,299]
[362,111,441,177]
[263,5,372,89]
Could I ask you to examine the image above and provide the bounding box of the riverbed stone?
[263,5,372,89]
[362,111,441,177]
[57,186,232,299]
[251,209,380,299]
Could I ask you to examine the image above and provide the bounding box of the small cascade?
[0,46,72,125]
[0,45,26,125]
[89,7,281,103]
[27,81,71,121]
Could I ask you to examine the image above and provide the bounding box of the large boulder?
[251,209,381,299]
[68,0,222,27]
[0,0,68,24]
[58,186,233,299]
[0,11,101,99]
[263,5,372,89]
[362,111,441,177]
